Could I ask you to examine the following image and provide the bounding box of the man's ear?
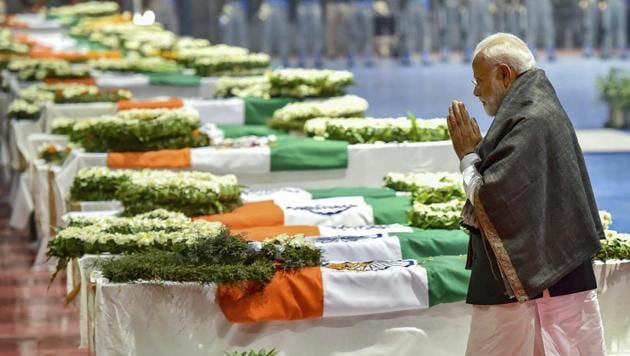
[497,64,513,87]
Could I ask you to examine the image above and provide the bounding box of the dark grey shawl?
[466,68,603,301]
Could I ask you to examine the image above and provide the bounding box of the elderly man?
[447,33,606,355]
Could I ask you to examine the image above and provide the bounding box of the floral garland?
[48,1,120,19]
[214,69,355,99]
[267,69,354,98]
[597,229,630,261]
[69,167,242,216]
[304,117,450,144]
[268,95,369,132]
[408,200,465,230]
[99,232,322,287]
[8,59,91,81]
[8,99,42,119]
[89,56,181,74]
[47,209,228,278]
[384,172,465,204]
[68,108,208,152]
[190,53,271,77]
[70,167,132,201]
[116,170,242,216]
[214,76,271,98]
[37,142,74,165]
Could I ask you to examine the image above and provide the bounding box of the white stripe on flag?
[190,146,270,174]
[280,197,374,227]
[322,264,429,317]
[318,224,413,236]
[316,235,403,262]
[184,98,245,126]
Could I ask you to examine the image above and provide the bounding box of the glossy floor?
[0,200,86,356]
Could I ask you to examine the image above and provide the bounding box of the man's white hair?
[472,33,536,75]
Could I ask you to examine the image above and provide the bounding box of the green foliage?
[596,232,630,261]
[305,116,449,144]
[190,54,271,77]
[408,200,465,230]
[99,233,322,286]
[598,68,630,108]
[69,110,204,152]
[70,167,131,201]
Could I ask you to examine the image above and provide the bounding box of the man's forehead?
[472,56,491,76]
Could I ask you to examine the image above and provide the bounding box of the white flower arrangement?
[599,210,613,230]
[48,209,227,259]
[304,117,449,143]
[408,199,465,230]
[269,95,369,131]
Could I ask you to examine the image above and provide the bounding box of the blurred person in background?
[399,0,433,65]
[346,0,375,66]
[601,0,627,58]
[463,0,494,61]
[146,0,178,33]
[260,0,291,66]
[221,0,249,48]
[582,0,600,57]
[297,0,325,67]
[525,0,556,60]
[325,0,351,57]
[554,0,582,50]
[437,0,464,61]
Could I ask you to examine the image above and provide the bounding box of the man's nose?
[473,86,480,97]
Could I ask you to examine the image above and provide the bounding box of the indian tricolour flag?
[218,255,470,323]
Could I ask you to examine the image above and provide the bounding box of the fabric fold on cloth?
[270,137,348,171]
[196,197,374,229]
[43,77,96,85]
[148,73,200,87]
[116,97,184,111]
[244,97,297,125]
[107,148,191,169]
[218,261,431,323]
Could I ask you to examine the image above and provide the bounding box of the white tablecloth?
[88,260,630,356]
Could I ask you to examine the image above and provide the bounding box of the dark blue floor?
[584,153,630,233]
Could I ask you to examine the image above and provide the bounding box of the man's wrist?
[459,152,481,173]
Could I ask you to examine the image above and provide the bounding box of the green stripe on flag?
[398,228,469,258]
[148,73,199,86]
[244,97,297,125]
[270,137,348,171]
[217,124,287,139]
[365,196,411,224]
[418,255,470,306]
[308,187,396,200]
[69,35,110,51]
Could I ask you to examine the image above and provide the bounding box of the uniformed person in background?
[297,0,325,67]
[463,0,494,61]
[525,0,556,60]
[260,0,291,66]
[601,0,627,58]
[325,0,351,57]
[437,0,464,61]
[582,0,600,57]
[399,0,433,65]
[221,0,249,48]
[346,0,375,66]
[554,0,582,50]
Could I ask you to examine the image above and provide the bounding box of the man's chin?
[483,104,497,117]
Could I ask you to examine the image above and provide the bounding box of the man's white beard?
[483,80,507,117]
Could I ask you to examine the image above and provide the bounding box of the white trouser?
[466,289,606,356]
